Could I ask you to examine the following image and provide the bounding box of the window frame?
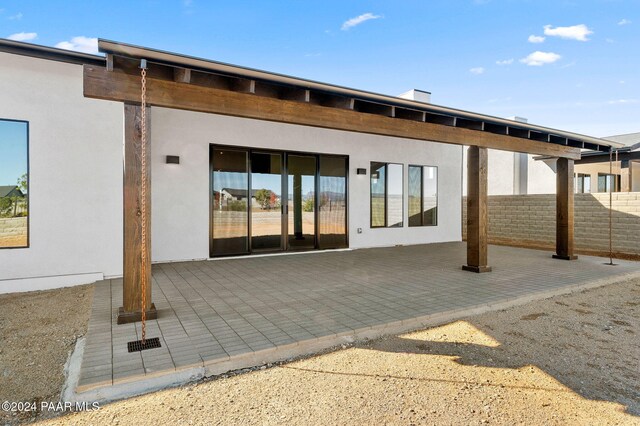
[575,173,591,194]
[0,118,30,250]
[408,164,438,227]
[369,161,403,228]
[597,173,620,193]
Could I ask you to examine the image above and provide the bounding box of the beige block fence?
[462,193,640,258]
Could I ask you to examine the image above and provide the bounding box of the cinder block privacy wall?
[462,193,640,257]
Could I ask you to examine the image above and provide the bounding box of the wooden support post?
[118,103,157,324]
[553,157,578,260]
[463,146,492,273]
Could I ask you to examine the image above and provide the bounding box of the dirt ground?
[0,285,93,425]
[2,278,640,425]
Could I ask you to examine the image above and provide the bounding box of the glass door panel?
[212,148,249,256]
[318,156,347,248]
[287,155,316,250]
[251,152,284,251]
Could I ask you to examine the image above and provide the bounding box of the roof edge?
[98,39,623,150]
[0,38,105,66]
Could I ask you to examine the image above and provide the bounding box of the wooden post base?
[117,304,158,325]
[462,265,493,273]
[552,254,578,261]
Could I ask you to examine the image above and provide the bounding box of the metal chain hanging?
[140,60,148,343]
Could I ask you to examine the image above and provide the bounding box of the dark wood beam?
[118,103,157,324]
[463,146,491,273]
[84,65,581,159]
[553,157,577,260]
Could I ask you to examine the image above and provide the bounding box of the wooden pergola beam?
[83,65,581,159]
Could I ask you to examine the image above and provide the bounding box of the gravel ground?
[0,285,93,425]
[3,278,640,425]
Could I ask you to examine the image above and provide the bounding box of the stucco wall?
[0,52,123,292]
[462,193,640,256]
[0,50,464,292]
[151,107,464,262]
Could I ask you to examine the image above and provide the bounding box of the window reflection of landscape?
[0,119,29,249]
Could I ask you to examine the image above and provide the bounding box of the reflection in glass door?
[251,152,284,251]
[318,156,347,249]
[211,148,249,256]
[211,146,347,257]
[287,155,316,250]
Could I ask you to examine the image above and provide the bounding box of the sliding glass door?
[211,148,249,256]
[251,152,284,251]
[211,146,348,256]
[287,154,317,250]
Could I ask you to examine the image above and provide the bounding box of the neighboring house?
[460,121,638,195]
[0,185,24,199]
[572,133,640,193]
[0,38,619,292]
[0,185,26,216]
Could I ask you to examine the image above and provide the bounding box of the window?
[575,173,591,193]
[370,162,403,228]
[409,165,438,226]
[0,119,29,248]
[597,173,620,193]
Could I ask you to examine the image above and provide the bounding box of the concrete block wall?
[463,193,640,256]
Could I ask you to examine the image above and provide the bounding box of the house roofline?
[0,38,105,66]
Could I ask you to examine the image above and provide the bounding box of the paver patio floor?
[76,242,640,395]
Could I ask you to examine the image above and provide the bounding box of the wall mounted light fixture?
[166,155,180,164]
[356,168,367,175]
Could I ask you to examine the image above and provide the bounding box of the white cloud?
[469,67,485,75]
[8,12,22,20]
[55,36,99,54]
[496,58,514,65]
[618,19,631,26]
[7,32,37,41]
[341,12,382,31]
[520,51,561,66]
[528,35,545,43]
[607,99,637,105]
[543,24,593,41]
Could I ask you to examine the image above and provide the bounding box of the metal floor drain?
[127,337,161,353]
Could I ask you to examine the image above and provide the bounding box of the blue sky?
[0,120,27,186]
[1,0,639,137]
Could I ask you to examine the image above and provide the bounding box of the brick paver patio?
[76,242,640,396]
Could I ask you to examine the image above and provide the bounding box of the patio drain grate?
[127,337,161,353]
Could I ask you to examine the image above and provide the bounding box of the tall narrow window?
[408,165,438,227]
[0,119,29,248]
[575,173,591,193]
[370,162,403,228]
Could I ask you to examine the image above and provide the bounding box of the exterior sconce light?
[357,168,367,175]
[166,155,180,164]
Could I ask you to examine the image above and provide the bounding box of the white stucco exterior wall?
[527,156,557,194]
[0,52,123,292]
[150,107,463,262]
[0,52,463,292]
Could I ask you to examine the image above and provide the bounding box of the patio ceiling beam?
[83,64,582,159]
